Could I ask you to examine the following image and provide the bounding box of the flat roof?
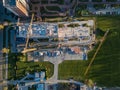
[17,23,58,38]
[17,20,94,38]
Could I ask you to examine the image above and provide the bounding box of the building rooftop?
[17,23,58,38]
[3,0,16,6]
[17,20,94,39]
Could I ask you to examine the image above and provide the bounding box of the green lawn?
[59,60,87,81]
[59,16,120,87]
[16,61,54,80]
[8,53,54,80]
[88,30,120,86]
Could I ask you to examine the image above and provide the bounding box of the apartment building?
[3,0,29,17]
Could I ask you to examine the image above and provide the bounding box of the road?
[0,30,3,90]
[5,27,9,80]
[0,27,16,89]
[10,30,17,53]
[0,26,9,89]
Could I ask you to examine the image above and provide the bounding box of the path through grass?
[59,16,120,87]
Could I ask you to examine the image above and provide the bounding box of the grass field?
[59,60,87,81]
[8,53,54,80]
[59,16,120,87]
[16,61,54,79]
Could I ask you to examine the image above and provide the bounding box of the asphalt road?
[10,30,17,53]
[0,30,3,80]
[0,30,3,90]
[5,27,9,80]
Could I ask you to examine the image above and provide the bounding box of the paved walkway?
[84,30,109,76]
[45,57,63,84]
[45,52,84,86]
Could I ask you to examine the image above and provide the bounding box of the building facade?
[3,0,29,17]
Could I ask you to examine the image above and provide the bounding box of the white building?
[95,8,120,15]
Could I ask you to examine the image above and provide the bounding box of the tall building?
[3,0,29,17]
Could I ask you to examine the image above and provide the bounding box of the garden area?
[59,16,120,87]
[8,53,54,80]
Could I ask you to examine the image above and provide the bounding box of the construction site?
[1,0,120,90]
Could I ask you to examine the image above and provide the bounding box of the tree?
[0,24,4,30]
[2,48,9,53]
[58,24,65,28]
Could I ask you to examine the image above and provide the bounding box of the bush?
[58,24,65,28]
[0,24,4,30]
[67,23,79,28]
